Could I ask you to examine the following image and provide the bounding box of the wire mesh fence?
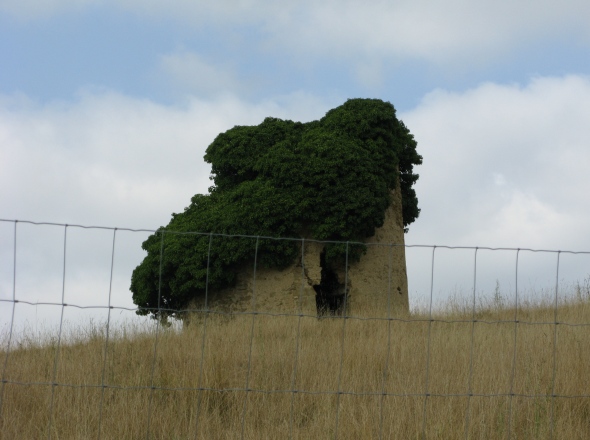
[1,219,590,439]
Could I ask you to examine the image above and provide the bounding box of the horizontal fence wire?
[3,217,590,255]
[1,218,590,439]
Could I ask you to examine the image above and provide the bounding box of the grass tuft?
[1,292,589,439]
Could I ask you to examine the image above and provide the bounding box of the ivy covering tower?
[131,98,422,322]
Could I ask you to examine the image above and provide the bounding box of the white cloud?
[488,191,574,246]
[2,77,590,330]
[402,74,590,250]
[0,89,336,333]
[0,89,334,229]
[3,77,590,251]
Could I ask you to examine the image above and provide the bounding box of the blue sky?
[3,2,590,109]
[2,1,590,332]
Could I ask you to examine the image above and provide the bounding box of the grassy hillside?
[1,293,589,439]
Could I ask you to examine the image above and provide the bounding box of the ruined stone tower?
[188,186,409,318]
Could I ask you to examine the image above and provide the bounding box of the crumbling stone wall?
[187,186,409,318]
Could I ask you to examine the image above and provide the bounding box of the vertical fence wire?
[333,242,350,440]
[145,230,166,440]
[47,225,68,440]
[420,245,436,440]
[0,221,17,421]
[463,247,478,439]
[240,236,260,440]
[97,228,117,439]
[3,219,590,439]
[378,244,395,440]
[194,233,213,440]
[288,239,306,439]
[549,251,561,439]
[506,249,520,440]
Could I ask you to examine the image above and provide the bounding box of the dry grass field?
[1,291,589,439]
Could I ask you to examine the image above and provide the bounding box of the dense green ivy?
[131,98,422,321]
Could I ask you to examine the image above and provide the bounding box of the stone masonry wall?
[186,186,409,319]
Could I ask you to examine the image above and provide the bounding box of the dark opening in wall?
[313,249,347,317]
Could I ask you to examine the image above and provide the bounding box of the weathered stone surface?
[345,185,409,317]
[186,185,409,319]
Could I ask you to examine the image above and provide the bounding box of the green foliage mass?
[130,98,422,321]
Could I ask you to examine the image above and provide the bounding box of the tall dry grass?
[1,291,589,439]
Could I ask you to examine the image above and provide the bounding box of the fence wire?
[1,219,590,439]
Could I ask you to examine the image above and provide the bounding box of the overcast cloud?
[404,75,590,249]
